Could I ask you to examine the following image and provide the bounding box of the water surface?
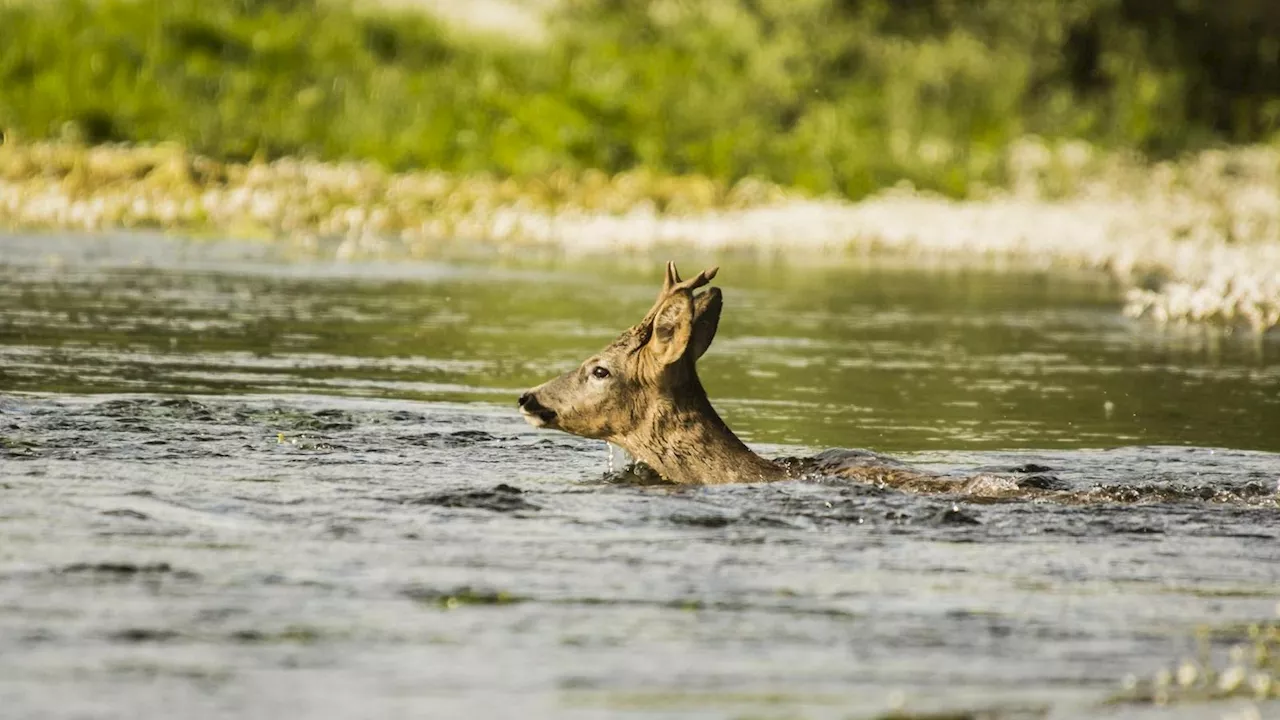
[1,233,1278,720]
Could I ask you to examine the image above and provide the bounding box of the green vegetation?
[1,0,1278,199]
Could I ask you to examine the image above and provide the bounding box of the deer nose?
[517,391,556,426]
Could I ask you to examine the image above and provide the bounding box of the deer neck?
[616,378,784,485]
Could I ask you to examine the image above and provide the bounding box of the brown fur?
[518,262,782,484]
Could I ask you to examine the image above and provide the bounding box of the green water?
[2,234,1277,454]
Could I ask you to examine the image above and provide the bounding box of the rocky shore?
[1,138,1277,331]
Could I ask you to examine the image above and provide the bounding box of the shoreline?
[1,139,1278,332]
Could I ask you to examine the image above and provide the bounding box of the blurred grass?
[1,0,1278,199]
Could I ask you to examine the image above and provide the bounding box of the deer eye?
[591,366,611,380]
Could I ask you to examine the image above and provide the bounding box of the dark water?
[2,233,1279,720]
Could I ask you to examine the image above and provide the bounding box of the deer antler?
[641,261,717,321]
[628,262,721,347]
[663,261,719,296]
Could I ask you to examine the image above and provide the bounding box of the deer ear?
[649,291,695,366]
[689,287,722,361]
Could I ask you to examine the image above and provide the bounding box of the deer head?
[518,262,783,485]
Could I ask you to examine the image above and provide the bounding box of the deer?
[518,261,974,489]
[516,264,1280,506]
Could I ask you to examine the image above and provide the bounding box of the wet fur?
[519,263,860,485]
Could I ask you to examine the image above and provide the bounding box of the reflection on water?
[2,233,1277,453]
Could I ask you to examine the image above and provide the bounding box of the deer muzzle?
[517,391,557,428]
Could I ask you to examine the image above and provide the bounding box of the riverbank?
[2,138,1278,331]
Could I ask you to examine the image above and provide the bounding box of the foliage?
[1,0,1278,198]
[0,0,528,170]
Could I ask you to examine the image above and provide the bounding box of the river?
[2,232,1278,719]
